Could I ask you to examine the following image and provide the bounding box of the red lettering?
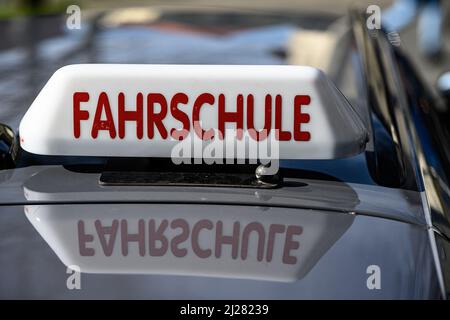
[170,219,190,258]
[78,220,95,256]
[283,225,302,265]
[118,92,143,139]
[95,219,118,257]
[73,92,90,138]
[147,93,168,139]
[293,95,311,141]
[247,94,271,141]
[91,92,117,139]
[274,94,291,141]
[192,219,213,258]
[241,222,265,261]
[149,219,169,257]
[170,93,190,140]
[121,219,145,257]
[193,93,215,140]
[74,91,311,144]
[218,94,243,140]
[266,224,285,262]
[215,221,240,259]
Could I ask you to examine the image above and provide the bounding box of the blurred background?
[0,0,448,130]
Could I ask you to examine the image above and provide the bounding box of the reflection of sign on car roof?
[19,64,368,159]
[22,167,357,282]
[25,204,354,282]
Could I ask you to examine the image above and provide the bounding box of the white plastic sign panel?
[19,64,367,159]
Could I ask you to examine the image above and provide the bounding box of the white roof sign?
[19,64,367,159]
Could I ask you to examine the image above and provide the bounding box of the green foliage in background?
[0,0,81,20]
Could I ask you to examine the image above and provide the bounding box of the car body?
[0,7,449,299]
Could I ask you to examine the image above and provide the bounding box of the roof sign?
[19,64,367,159]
